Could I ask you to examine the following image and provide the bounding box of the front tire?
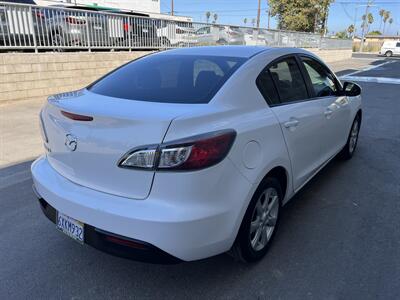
[339,115,361,160]
[230,177,282,262]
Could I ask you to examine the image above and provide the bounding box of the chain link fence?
[0,1,352,52]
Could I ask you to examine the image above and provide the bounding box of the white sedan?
[32,46,362,263]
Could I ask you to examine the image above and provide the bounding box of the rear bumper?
[36,194,181,264]
[31,155,253,262]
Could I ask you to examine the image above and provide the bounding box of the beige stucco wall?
[0,48,352,105]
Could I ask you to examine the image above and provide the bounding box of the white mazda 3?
[32,46,362,263]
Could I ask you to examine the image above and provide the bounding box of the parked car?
[196,25,244,45]
[0,1,45,47]
[379,40,400,57]
[118,12,159,48]
[157,20,197,47]
[32,46,362,263]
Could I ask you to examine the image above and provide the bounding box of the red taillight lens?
[176,28,186,34]
[161,130,236,170]
[61,110,93,121]
[123,23,130,32]
[65,16,86,25]
[118,130,236,171]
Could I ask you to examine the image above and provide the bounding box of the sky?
[160,0,400,36]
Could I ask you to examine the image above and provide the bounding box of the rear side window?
[268,57,309,104]
[396,42,400,47]
[256,70,280,105]
[89,54,245,104]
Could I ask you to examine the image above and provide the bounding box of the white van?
[380,41,400,57]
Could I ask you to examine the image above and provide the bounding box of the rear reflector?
[61,110,93,121]
[105,235,148,250]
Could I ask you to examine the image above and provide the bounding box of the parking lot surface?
[1,58,399,299]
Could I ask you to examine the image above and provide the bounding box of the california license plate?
[56,212,84,244]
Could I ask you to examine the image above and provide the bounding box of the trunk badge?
[65,134,78,152]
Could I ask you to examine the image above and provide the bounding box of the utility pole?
[256,0,261,28]
[360,0,373,52]
[171,0,174,16]
[266,0,270,30]
[353,6,358,39]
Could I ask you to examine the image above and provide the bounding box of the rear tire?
[230,177,282,262]
[339,114,361,160]
[385,51,393,57]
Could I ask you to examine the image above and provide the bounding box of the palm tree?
[205,11,211,24]
[243,18,248,26]
[347,24,355,38]
[383,11,390,34]
[367,12,374,33]
[379,9,385,31]
[388,18,394,33]
[251,18,256,27]
[213,13,218,24]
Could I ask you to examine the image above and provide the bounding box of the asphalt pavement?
[0,58,399,300]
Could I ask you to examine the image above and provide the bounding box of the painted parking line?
[339,76,400,84]
[339,60,400,84]
[342,61,393,77]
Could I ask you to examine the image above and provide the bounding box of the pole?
[256,0,261,28]
[353,7,358,39]
[171,0,174,16]
[360,0,372,52]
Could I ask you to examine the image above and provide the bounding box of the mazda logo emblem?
[65,134,78,152]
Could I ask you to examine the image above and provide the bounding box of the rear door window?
[88,54,246,104]
[268,57,309,104]
[396,42,400,47]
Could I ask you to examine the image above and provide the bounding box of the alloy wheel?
[250,187,279,251]
[349,119,359,154]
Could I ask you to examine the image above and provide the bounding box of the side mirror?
[343,81,361,97]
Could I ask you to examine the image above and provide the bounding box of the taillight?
[176,28,186,34]
[65,16,86,25]
[61,110,93,121]
[123,23,130,32]
[118,130,236,171]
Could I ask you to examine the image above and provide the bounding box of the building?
[35,0,192,22]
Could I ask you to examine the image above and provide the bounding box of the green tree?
[367,12,374,33]
[251,18,256,27]
[335,31,347,39]
[243,18,248,25]
[383,11,390,34]
[347,24,355,37]
[268,0,333,33]
[388,18,394,32]
[368,30,382,35]
[379,9,385,31]
[213,13,218,24]
[206,11,211,23]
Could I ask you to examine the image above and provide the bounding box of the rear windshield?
[88,54,246,104]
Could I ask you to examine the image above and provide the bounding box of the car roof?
[159,46,271,58]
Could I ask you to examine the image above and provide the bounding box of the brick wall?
[0,51,151,105]
[0,49,352,105]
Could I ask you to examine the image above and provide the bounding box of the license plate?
[56,212,84,244]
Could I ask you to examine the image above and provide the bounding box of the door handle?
[283,119,299,128]
[324,109,333,117]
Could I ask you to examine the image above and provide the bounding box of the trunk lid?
[42,89,199,199]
